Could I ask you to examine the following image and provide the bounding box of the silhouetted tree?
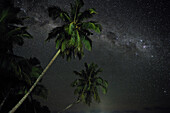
[0,0,50,113]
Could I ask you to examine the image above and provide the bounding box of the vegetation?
[1,0,108,113]
[10,0,103,112]
[47,0,102,60]
[0,0,50,113]
[72,63,108,105]
[58,63,108,113]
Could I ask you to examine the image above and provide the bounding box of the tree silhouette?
[0,0,50,112]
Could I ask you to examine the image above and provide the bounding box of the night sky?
[13,0,170,113]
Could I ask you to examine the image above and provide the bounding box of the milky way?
[13,0,170,113]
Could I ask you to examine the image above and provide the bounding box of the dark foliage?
[0,0,50,112]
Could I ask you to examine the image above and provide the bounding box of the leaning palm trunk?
[9,50,61,113]
[58,99,80,113]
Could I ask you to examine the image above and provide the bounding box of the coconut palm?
[58,63,108,113]
[0,8,32,54]
[10,0,102,112]
[46,0,102,60]
[0,1,48,112]
[0,0,35,96]
[0,0,33,105]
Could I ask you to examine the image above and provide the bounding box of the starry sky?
[13,0,170,113]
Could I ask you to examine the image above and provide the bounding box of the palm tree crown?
[71,63,108,106]
[0,0,32,54]
[46,0,102,60]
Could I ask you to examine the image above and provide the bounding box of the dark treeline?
[0,0,50,112]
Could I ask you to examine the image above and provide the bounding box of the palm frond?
[71,79,80,87]
[69,31,76,46]
[68,22,75,35]
[70,0,84,21]
[82,35,92,51]
[75,0,84,8]
[78,8,97,22]
[76,30,81,50]
[46,26,64,41]
[93,87,100,103]
[95,77,108,94]
[73,71,81,76]
[101,85,107,94]
[94,68,103,76]
[55,33,65,50]
[82,21,102,33]
[74,86,83,95]
[48,6,71,23]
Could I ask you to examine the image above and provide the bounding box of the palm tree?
[46,0,102,60]
[0,5,32,54]
[0,1,49,112]
[0,0,33,107]
[58,63,108,113]
[10,0,102,112]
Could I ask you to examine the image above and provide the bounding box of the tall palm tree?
[58,63,108,113]
[10,0,102,112]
